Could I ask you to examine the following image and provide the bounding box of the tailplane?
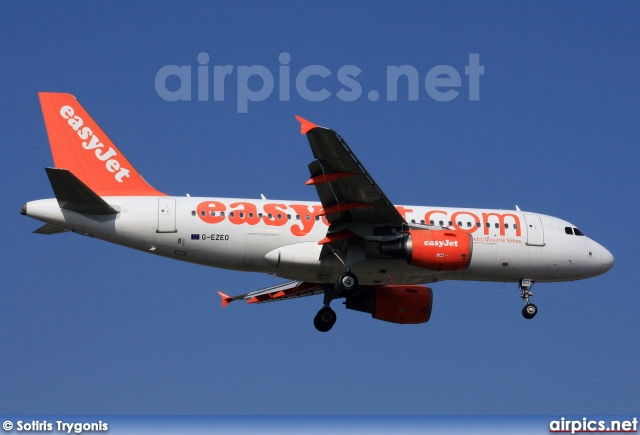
[39,93,165,196]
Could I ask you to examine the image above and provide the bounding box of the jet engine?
[345,285,433,324]
[379,230,472,271]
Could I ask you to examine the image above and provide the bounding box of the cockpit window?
[574,228,585,236]
[565,227,573,235]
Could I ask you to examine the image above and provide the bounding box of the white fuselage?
[24,195,614,286]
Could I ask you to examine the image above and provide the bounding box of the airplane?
[22,93,614,332]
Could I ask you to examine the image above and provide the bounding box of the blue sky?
[1,2,638,415]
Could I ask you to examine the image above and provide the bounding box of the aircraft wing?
[297,116,406,228]
[217,281,328,307]
[296,117,409,260]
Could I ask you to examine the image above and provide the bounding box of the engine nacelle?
[379,229,472,271]
[345,285,433,324]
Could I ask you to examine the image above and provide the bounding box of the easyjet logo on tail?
[59,105,131,183]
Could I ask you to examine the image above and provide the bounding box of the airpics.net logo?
[154,52,484,113]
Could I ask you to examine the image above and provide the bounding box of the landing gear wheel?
[522,303,537,319]
[314,307,337,332]
[519,278,537,320]
[337,272,358,293]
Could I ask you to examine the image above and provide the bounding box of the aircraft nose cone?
[601,246,614,273]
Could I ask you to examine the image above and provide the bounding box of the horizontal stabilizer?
[46,167,118,215]
[217,291,234,308]
[33,223,69,235]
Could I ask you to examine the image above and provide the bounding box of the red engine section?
[345,285,433,324]
[374,285,433,324]
[408,230,472,271]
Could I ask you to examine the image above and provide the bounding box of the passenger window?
[200,211,205,217]
[439,220,443,226]
[448,221,452,226]
[513,224,517,229]
[494,223,499,229]
[485,222,490,228]
[210,211,215,216]
[477,222,481,228]
[191,211,196,216]
[457,221,462,227]
[287,214,291,220]
[315,216,319,221]
[505,223,509,229]
[467,222,472,227]
[430,220,434,225]
[420,220,425,225]
[565,227,573,235]
[220,212,225,217]
[574,228,585,236]
[411,219,416,224]
[249,213,254,218]
[239,213,244,218]
[230,212,235,217]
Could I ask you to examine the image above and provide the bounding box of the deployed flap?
[217,281,328,307]
[33,223,69,235]
[46,167,118,215]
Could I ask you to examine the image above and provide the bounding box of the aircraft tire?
[314,307,337,332]
[522,303,537,319]
[337,272,358,293]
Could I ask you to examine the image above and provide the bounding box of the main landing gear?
[314,306,337,332]
[336,271,358,293]
[313,270,359,332]
[519,278,537,319]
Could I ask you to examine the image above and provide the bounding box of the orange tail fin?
[39,93,165,196]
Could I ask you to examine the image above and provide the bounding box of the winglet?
[295,115,318,134]
[217,290,234,308]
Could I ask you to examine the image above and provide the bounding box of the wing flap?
[33,223,69,235]
[217,281,328,307]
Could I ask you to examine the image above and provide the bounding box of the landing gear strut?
[315,242,364,332]
[313,270,361,332]
[519,278,537,319]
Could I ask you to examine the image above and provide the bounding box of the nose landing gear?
[519,278,537,319]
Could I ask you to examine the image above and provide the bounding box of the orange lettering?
[481,212,521,236]
[229,202,260,225]
[196,201,226,224]
[396,206,413,220]
[263,203,288,226]
[289,204,325,236]
[451,211,480,233]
